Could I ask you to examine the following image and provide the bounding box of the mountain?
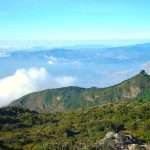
[9,70,150,113]
[1,102,150,149]
[1,42,150,88]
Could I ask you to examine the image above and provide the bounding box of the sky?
[0,0,150,41]
[1,0,150,106]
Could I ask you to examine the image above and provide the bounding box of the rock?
[128,144,138,150]
[103,131,116,139]
[103,132,138,144]
[102,132,140,150]
[128,144,146,150]
[142,145,150,150]
[122,86,141,99]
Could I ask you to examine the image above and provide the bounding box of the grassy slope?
[10,71,150,112]
[0,102,150,149]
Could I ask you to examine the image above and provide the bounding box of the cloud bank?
[0,67,76,107]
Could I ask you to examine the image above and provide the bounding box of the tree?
[140,70,146,75]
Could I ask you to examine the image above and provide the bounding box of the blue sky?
[0,0,150,41]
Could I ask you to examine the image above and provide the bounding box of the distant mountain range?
[1,42,150,107]
[9,70,150,113]
[0,43,150,83]
[1,42,150,87]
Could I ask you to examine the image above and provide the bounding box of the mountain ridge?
[9,70,150,113]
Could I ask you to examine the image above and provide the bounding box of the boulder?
[102,132,141,150]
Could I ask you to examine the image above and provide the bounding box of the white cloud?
[48,60,54,65]
[0,67,48,107]
[0,67,76,107]
[48,56,58,65]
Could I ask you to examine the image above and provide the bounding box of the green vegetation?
[3,71,150,149]
[9,71,150,113]
[0,102,150,149]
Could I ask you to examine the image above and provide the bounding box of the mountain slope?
[1,102,150,149]
[9,71,150,112]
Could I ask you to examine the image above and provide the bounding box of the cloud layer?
[0,67,76,107]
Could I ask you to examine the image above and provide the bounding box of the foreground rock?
[101,132,148,150]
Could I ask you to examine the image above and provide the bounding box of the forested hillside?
[10,71,150,113]
[0,102,150,149]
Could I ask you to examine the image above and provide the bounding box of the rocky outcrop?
[85,95,95,101]
[102,132,147,150]
[122,86,142,99]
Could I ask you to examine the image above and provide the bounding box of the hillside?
[9,70,150,113]
[0,102,150,149]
